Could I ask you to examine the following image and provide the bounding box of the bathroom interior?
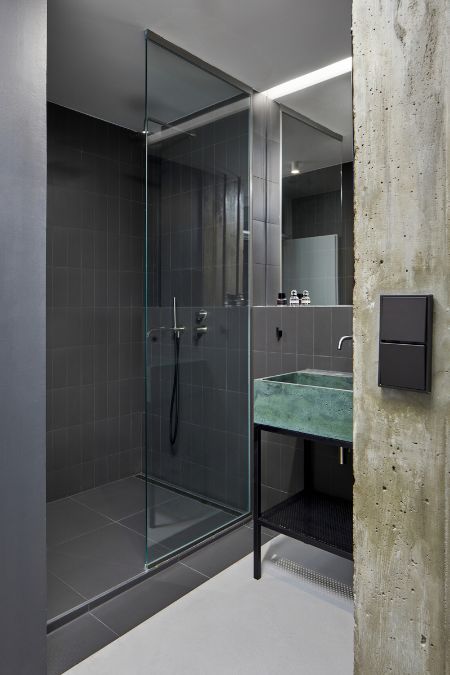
[46,1,354,670]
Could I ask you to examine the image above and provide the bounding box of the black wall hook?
[276,327,283,341]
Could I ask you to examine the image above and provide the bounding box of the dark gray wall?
[0,0,47,672]
[252,306,353,509]
[252,94,281,306]
[47,103,145,500]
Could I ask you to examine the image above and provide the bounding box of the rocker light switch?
[378,295,432,392]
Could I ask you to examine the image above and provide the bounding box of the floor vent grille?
[270,556,353,601]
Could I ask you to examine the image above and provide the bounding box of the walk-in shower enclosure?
[144,33,251,565]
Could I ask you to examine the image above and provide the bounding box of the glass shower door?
[144,32,251,566]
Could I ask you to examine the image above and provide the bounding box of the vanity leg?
[253,425,261,580]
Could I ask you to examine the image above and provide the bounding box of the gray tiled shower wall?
[147,305,249,511]
[145,108,250,512]
[147,109,249,308]
[46,103,146,500]
[252,305,353,510]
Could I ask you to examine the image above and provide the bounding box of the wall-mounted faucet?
[337,335,353,350]
[195,308,208,337]
[196,309,208,323]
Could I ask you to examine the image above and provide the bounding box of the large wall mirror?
[279,58,354,307]
[281,111,353,305]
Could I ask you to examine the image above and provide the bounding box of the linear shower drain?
[269,555,353,601]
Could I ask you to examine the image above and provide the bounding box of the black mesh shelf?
[259,490,352,559]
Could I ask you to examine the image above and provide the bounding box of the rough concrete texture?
[352,1,449,673]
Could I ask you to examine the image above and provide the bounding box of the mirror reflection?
[281,106,353,306]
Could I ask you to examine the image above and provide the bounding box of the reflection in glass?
[282,112,353,305]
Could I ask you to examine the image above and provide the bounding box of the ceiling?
[48,0,352,146]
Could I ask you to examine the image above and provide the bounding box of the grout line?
[68,482,184,529]
[68,495,117,523]
[178,561,211,580]
[49,571,88,603]
[115,495,180,524]
[48,521,117,550]
[88,612,120,638]
[115,520,146,540]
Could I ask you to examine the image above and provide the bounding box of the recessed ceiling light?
[262,57,352,100]
[290,161,301,175]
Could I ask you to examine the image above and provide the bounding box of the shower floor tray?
[47,476,238,624]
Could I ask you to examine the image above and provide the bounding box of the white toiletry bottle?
[289,290,300,306]
[300,290,311,305]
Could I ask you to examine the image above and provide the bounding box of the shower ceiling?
[48,0,352,143]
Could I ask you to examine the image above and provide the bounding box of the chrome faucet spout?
[337,335,353,350]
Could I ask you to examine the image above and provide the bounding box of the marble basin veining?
[254,369,353,443]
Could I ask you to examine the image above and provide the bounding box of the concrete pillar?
[352,1,449,673]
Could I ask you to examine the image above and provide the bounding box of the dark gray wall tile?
[252,177,266,221]
[266,222,281,267]
[252,307,267,351]
[267,140,280,183]
[281,307,297,353]
[253,263,266,306]
[331,356,353,373]
[267,181,281,224]
[314,355,333,370]
[47,104,145,500]
[265,265,281,306]
[252,133,266,180]
[314,307,332,356]
[266,352,283,376]
[252,220,266,265]
[265,307,282,352]
[252,350,267,379]
[281,352,297,373]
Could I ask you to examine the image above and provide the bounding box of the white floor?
[65,536,354,675]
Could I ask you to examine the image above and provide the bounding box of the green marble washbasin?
[254,369,353,443]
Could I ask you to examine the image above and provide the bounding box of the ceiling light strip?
[262,57,352,100]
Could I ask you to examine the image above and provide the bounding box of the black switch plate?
[378,294,432,392]
[380,295,431,343]
[379,343,427,391]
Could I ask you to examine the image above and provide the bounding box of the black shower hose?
[169,332,180,448]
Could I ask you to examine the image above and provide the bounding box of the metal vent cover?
[269,555,353,601]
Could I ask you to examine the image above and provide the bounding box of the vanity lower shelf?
[253,421,353,579]
[259,490,352,560]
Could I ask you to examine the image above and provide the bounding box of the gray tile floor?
[64,536,353,675]
[47,476,239,621]
[47,523,275,675]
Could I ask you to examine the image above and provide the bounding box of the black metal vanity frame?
[253,423,353,579]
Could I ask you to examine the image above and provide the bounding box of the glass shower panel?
[144,35,251,566]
